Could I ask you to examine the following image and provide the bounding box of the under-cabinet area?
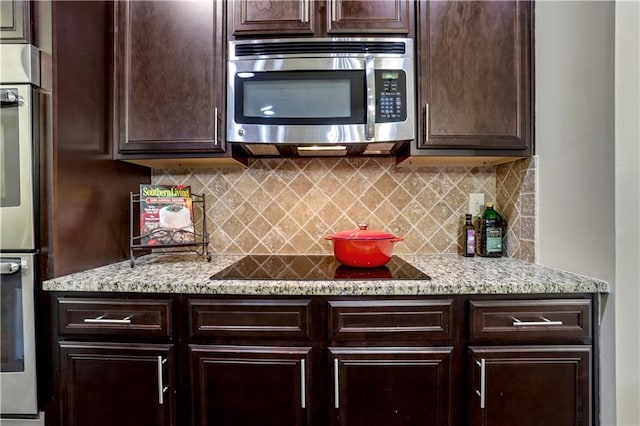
[46,292,598,426]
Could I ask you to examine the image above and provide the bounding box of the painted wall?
[614,2,640,424]
[535,1,617,424]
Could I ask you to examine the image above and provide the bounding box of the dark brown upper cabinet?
[413,0,532,157]
[229,0,414,38]
[114,0,225,157]
[327,0,412,35]
[229,0,315,37]
[0,0,31,43]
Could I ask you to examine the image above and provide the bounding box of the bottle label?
[465,229,475,255]
[486,227,502,253]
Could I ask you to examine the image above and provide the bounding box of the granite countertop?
[42,253,609,295]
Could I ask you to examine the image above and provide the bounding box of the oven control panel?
[375,70,407,123]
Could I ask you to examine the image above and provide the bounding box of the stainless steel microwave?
[227,38,415,150]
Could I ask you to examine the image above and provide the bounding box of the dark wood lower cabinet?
[58,342,175,426]
[468,346,592,426]
[190,345,312,426]
[50,294,597,426]
[330,347,453,426]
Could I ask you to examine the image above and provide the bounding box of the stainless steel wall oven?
[0,43,43,425]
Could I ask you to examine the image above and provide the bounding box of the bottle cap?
[485,202,494,208]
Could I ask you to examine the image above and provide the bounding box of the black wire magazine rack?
[130,192,211,267]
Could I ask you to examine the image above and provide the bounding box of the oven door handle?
[365,55,375,140]
[0,261,22,275]
[0,89,25,107]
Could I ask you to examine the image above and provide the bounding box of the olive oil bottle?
[477,202,505,257]
[463,214,475,257]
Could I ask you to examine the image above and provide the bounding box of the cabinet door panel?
[230,0,314,36]
[330,347,453,426]
[190,345,312,426]
[327,0,412,35]
[0,0,30,43]
[59,342,174,426]
[115,0,224,153]
[469,346,591,426]
[417,0,531,152]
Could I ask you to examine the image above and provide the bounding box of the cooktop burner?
[210,255,431,281]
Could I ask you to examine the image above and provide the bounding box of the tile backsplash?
[496,157,537,262]
[153,156,536,260]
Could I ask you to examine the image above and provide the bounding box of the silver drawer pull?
[83,315,132,324]
[158,356,167,405]
[334,358,340,409]
[475,359,486,409]
[300,359,306,409]
[512,317,563,327]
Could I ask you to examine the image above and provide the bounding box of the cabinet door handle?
[300,359,306,408]
[334,358,340,409]
[83,315,132,324]
[331,0,337,21]
[512,317,564,327]
[423,103,429,143]
[475,359,486,409]
[157,356,168,405]
[214,107,219,144]
[300,0,309,23]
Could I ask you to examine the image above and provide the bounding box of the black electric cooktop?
[210,255,431,281]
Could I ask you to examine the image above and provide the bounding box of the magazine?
[139,184,195,245]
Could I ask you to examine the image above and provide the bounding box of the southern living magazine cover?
[139,184,195,245]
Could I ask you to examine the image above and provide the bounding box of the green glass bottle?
[477,202,505,257]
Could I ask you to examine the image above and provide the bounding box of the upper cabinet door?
[229,0,314,37]
[0,0,31,43]
[327,0,412,35]
[114,0,225,154]
[229,0,413,38]
[416,0,532,153]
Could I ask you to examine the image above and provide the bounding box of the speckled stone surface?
[42,253,609,295]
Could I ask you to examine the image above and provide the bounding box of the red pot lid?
[329,224,397,240]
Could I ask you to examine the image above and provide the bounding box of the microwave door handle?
[365,55,375,140]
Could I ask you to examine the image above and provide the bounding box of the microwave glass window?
[244,79,351,119]
[235,71,365,125]
[0,101,21,207]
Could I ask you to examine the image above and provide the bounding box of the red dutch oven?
[324,224,404,268]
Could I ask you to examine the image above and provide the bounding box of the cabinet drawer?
[58,298,172,338]
[469,299,592,343]
[189,299,312,339]
[329,299,454,342]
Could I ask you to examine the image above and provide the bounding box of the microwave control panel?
[375,70,407,123]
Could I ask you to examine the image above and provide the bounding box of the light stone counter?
[42,253,609,295]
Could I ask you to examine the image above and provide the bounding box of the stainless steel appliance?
[0,44,44,425]
[227,38,415,156]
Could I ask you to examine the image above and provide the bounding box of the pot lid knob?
[358,223,368,230]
